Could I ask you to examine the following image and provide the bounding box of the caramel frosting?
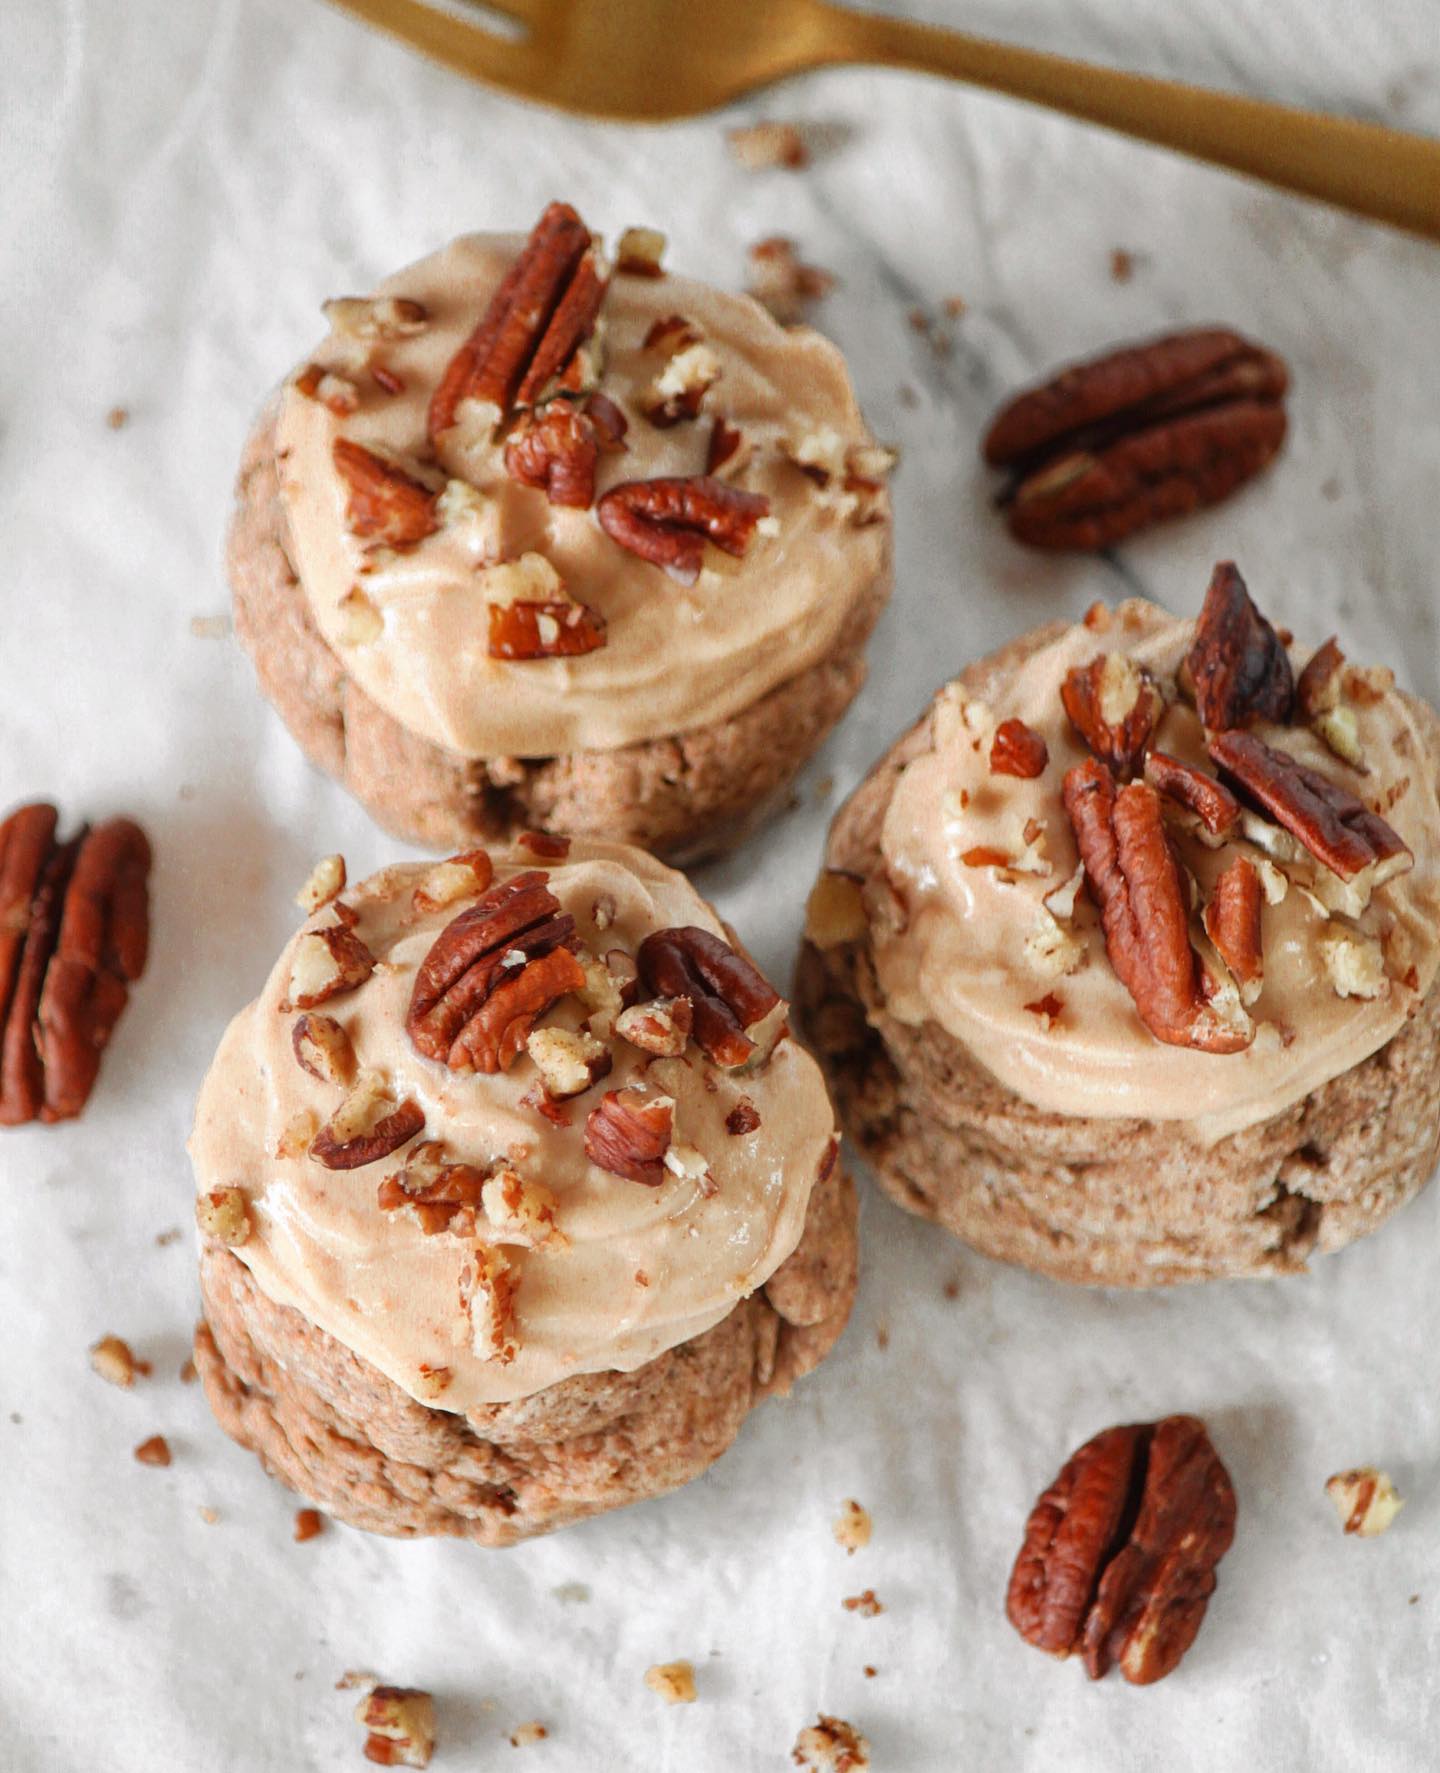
[273,229,890,759]
[859,599,1440,1143]
[189,841,835,1410]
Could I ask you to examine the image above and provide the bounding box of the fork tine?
[323,0,526,87]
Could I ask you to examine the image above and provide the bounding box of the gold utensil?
[324,0,1440,241]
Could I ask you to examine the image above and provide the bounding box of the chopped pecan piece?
[504,400,599,507]
[746,237,834,323]
[356,1685,436,1768]
[989,718,1049,779]
[376,1141,487,1235]
[284,922,375,1011]
[726,1098,761,1136]
[90,1334,149,1388]
[636,926,783,1068]
[832,1498,872,1554]
[406,873,584,1072]
[1209,730,1410,886]
[983,330,1288,551]
[516,830,571,859]
[459,1243,519,1364]
[310,1071,424,1170]
[1061,653,1165,778]
[1063,760,1252,1052]
[322,295,429,341]
[525,1025,611,1097]
[332,439,438,549]
[1203,857,1264,1004]
[1143,750,1239,837]
[295,853,346,914]
[644,1661,697,1705]
[614,225,667,277]
[481,1166,563,1249]
[597,476,770,586]
[584,1087,674,1184]
[134,1434,172,1468]
[1183,560,1293,730]
[487,598,607,660]
[1295,636,1368,767]
[728,120,809,170]
[615,995,693,1057]
[291,1012,356,1086]
[1007,1415,1236,1685]
[411,849,494,914]
[1325,1466,1404,1537]
[428,201,603,441]
[644,340,721,427]
[707,416,744,474]
[792,1716,870,1771]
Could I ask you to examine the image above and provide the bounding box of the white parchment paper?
[2,1,1438,1767]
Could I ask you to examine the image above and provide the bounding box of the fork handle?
[824,8,1440,241]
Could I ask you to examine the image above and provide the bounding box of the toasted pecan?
[596,476,770,585]
[636,926,782,1068]
[1184,561,1293,731]
[1061,653,1165,778]
[1143,751,1240,837]
[332,439,439,550]
[1063,760,1251,1052]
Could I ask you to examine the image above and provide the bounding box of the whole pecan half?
[984,328,1288,551]
[1203,856,1264,1003]
[1183,561,1293,731]
[1143,750,1240,837]
[407,872,584,1073]
[0,807,152,1127]
[584,1087,674,1185]
[332,439,438,550]
[1208,730,1411,886]
[989,718,1049,780]
[487,598,607,660]
[1062,759,1252,1053]
[1061,653,1166,778]
[596,477,770,586]
[636,926,783,1068]
[428,201,605,441]
[1007,1414,1236,1685]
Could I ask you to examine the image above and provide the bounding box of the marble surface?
[2,1,1438,1768]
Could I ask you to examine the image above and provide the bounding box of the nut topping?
[525,1024,611,1097]
[295,853,346,913]
[322,295,429,341]
[407,873,583,1072]
[411,849,494,914]
[615,995,693,1057]
[1006,1415,1236,1685]
[644,1662,697,1705]
[332,439,439,550]
[1202,857,1264,1004]
[597,476,771,586]
[428,202,605,444]
[283,922,375,1011]
[376,1142,487,1235]
[1295,636,1369,768]
[1325,1466,1404,1537]
[481,1167,564,1249]
[1208,730,1411,887]
[792,1715,870,1772]
[196,1186,251,1246]
[614,225,667,277]
[989,718,1049,779]
[1063,760,1252,1053]
[487,596,607,661]
[983,328,1288,551]
[504,391,625,509]
[636,926,783,1069]
[310,1070,424,1170]
[1143,751,1239,838]
[1061,653,1165,778]
[1184,560,1294,731]
[291,1013,356,1087]
[584,1087,674,1185]
[746,237,835,324]
[460,1243,519,1364]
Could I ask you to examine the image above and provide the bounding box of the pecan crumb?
[644,1661,697,1705]
[615,225,667,277]
[90,1335,149,1388]
[1326,1467,1403,1536]
[728,120,809,169]
[792,1714,870,1771]
[294,1507,324,1543]
[833,1498,872,1555]
[196,1187,251,1247]
[725,1098,761,1136]
[508,1721,548,1747]
[179,1359,198,1384]
[106,405,130,430]
[746,238,835,324]
[133,1434,172,1467]
[843,1589,884,1617]
[355,1685,436,1767]
[1109,248,1135,283]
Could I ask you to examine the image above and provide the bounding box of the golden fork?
[324,0,1440,241]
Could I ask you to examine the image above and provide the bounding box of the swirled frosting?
[273,230,890,759]
[859,600,1440,1143]
[189,841,835,1410]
